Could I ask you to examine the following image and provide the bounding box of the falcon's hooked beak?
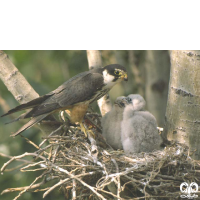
[121,72,128,81]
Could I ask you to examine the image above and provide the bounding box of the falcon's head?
[102,64,128,88]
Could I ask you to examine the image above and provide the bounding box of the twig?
[1,152,47,172]
[21,161,46,172]
[1,151,106,199]
[0,153,33,164]
[72,177,76,200]
[111,158,121,200]
[39,125,64,148]
[13,172,47,200]
[49,163,106,200]
[1,180,46,195]
[43,171,99,198]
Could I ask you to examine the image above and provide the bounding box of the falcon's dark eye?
[114,70,121,76]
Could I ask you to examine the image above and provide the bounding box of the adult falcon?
[1,64,128,137]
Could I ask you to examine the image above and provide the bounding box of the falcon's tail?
[5,113,27,124]
[11,114,49,137]
[1,94,53,117]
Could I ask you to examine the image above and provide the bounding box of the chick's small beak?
[121,72,128,81]
[114,97,128,107]
[121,98,128,105]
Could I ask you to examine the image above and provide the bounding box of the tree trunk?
[128,50,145,97]
[164,50,200,159]
[87,50,112,116]
[143,50,170,127]
[0,51,60,136]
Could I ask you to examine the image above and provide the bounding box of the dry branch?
[87,50,112,116]
[0,51,61,135]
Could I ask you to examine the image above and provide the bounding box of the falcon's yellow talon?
[88,130,95,138]
[80,123,96,138]
[80,123,88,137]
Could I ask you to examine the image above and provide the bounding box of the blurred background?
[0,50,170,200]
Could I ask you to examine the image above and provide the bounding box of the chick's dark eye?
[120,102,125,107]
[127,97,132,103]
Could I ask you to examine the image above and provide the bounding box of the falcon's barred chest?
[69,88,110,124]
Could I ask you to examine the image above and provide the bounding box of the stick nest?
[1,112,200,200]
